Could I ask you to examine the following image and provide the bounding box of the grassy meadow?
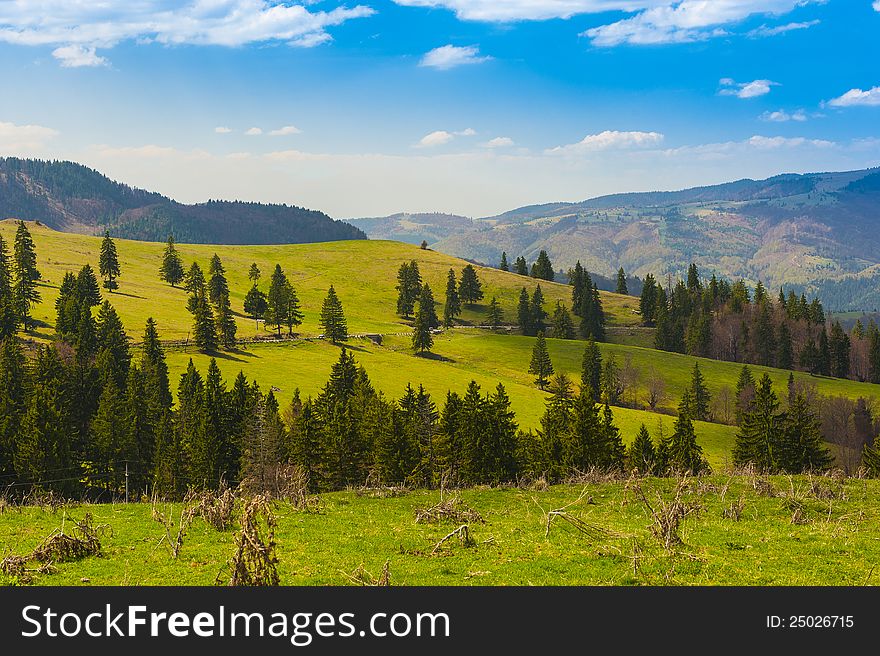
[2,474,877,586]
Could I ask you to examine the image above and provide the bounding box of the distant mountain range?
[4,157,880,311]
[0,158,365,244]
[349,168,880,311]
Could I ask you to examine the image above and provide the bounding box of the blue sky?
[1,0,879,217]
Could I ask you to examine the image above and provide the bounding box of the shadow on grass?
[108,291,146,300]
[415,351,456,363]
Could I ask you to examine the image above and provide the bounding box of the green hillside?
[0,220,639,341]
[7,220,880,472]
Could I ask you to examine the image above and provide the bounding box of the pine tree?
[734,374,783,471]
[817,328,831,376]
[487,296,503,330]
[89,379,135,494]
[529,331,553,390]
[459,264,483,305]
[514,256,528,276]
[12,220,41,330]
[443,269,460,328]
[781,391,832,473]
[615,267,628,295]
[600,403,626,470]
[530,285,546,333]
[265,264,290,336]
[412,286,435,354]
[688,362,711,422]
[281,279,304,336]
[639,274,658,326]
[248,263,261,284]
[686,263,701,292]
[96,300,131,389]
[580,340,602,402]
[600,354,621,405]
[829,321,851,378]
[565,386,602,470]
[76,264,102,307]
[531,250,554,281]
[243,285,268,319]
[550,301,575,339]
[0,338,26,478]
[499,252,509,271]
[320,285,348,344]
[0,235,18,339]
[570,261,586,315]
[669,400,708,474]
[755,302,776,366]
[99,230,121,291]
[517,287,534,336]
[207,254,229,306]
[628,424,656,474]
[777,321,794,370]
[184,262,206,314]
[192,294,218,352]
[215,293,238,349]
[395,260,422,318]
[288,397,323,491]
[14,346,74,495]
[160,235,185,287]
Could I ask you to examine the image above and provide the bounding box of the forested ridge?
[0,157,366,245]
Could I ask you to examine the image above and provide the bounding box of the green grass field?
[2,474,877,586]
[0,220,640,342]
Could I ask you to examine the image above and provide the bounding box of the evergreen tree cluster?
[0,221,42,333]
[640,263,857,380]
[569,261,606,340]
[733,373,832,473]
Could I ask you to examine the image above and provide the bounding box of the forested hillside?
[0,158,365,244]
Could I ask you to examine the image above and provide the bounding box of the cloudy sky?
[1,0,879,218]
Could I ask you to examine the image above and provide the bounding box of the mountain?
[0,157,365,244]
[347,212,474,246]
[358,168,880,311]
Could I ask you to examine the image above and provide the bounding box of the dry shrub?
[192,484,238,531]
[217,495,280,586]
[151,492,195,559]
[415,495,484,525]
[1,513,106,583]
[563,468,627,486]
[356,485,410,499]
[722,497,745,521]
[31,513,107,563]
[431,525,475,554]
[790,502,811,525]
[347,560,391,586]
[543,487,616,542]
[629,477,701,549]
[807,474,848,501]
[240,465,319,511]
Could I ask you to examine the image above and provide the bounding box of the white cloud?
[0,120,59,152]
[419,45,491,70]
[269,125,302,136]
[88,144,212,160]
[51,44,108,68]
[875,1,880,11]
[720,78,778,99]
[215,126,232,134]
[456,128,477,136]
[747,135,834,149]
[483,136,515,148]
[747,20,819,38]
[581,1,819,47]
[760,109,807,122]
[0,1,375,67]
[827,86,880,108]
[416,130,455,147]
[245,127,264,136]
[548,130,664,154]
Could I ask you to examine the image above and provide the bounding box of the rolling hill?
[8,220,880,472]
[0,158,365,244]
[355,168,880,311]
